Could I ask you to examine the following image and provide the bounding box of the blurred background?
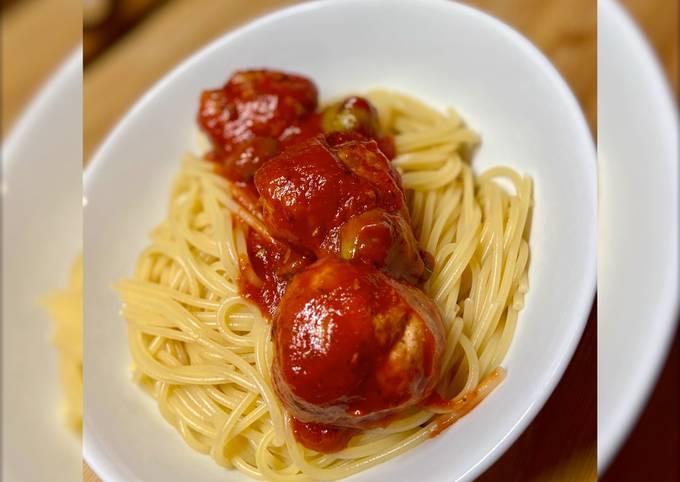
[1,0,80,136]
[1,0,677,481]
[2,1,82,482]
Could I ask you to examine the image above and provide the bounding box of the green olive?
[321,96,379,137]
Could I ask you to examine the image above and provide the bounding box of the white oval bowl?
[2,48,82,482]
[83,1,596,481]
[597,0,679,471]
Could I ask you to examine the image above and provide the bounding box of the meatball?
[272,257,445,428]
[197,69,318,181]
[254,136,428,282]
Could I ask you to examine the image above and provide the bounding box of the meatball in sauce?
[254,136,429,284]
[198,70,445,454]
[272,258,445,448]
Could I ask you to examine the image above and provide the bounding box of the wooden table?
[0,0,81,137]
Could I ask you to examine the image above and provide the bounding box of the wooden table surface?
[0,0,81,137]
[1,0,675,481]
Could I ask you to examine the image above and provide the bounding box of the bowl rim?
[3,46,82,167]
[2,46,83,482]
[83,1,597,480]
[597,0,679,471]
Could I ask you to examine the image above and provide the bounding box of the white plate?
[83,1,596,480]
[1,49,82,482]
[597,0,679,471]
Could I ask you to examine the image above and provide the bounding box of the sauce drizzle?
[197,69,501,454]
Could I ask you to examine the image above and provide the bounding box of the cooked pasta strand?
[118,90,532,480]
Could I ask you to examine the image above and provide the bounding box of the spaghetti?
[118,88,532,480]
[43,254,83,431]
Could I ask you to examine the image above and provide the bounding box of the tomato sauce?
[291,418,356,453]
[426,368,506,438]
[197,69,480,454]
[239,230,313,318]
[197,70,318,182]
[271,258,444,439]
[279,112,323,150]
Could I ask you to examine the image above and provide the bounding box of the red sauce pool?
[238,229,313,318]
[291,418,356,453]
